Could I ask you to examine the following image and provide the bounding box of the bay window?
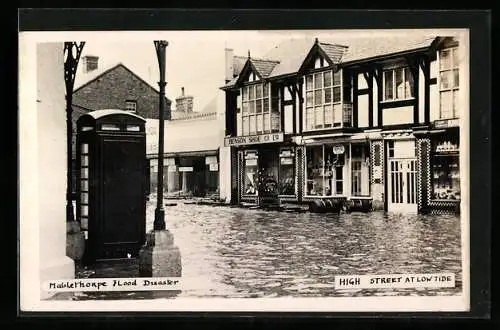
[240,83,280,136]
[383,66,414,101]
[305,145,345,196]
[305,70,343,130]
[439,47,460,119]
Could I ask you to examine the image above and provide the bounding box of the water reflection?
[70,201,462,300]
[164,203,462,298]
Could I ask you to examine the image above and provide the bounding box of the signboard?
[205,156,218,165]
[165,158,176,166]
[209,164,219,171]
[246,159,258,166]
[333,145,345,154]
[434,119,459,129]
[224,133,284,147]
[280,157,294,165]
[179,166,193,172]
[280,149,294,157]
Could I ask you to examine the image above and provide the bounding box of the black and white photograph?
[19,26,471,312]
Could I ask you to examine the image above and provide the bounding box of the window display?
[431,138,460,200]
[306,145,345,196]
[243,151,258,195]
[279,149,295,195]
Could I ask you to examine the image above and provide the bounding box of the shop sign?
[209,164,219,171]
[165,158,176,166]
[205,156,218,165]
[435,141,459,153]
[179,166,193,172]
[280,149,294,157]
[224,133,284,147]
[434,118,459,129]
[246,158,258,166]
[333,145,345,154]
[280,157,294,165]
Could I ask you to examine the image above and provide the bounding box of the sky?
[69,29,461,113]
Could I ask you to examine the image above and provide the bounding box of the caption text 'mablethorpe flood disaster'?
[48,278,180,291]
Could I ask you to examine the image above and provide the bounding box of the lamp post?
[139,40,181,278]
[154,40,168,230]
[64,41,85,223]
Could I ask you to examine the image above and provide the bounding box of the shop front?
[225,132,298,205]
[428,129,460,213]
[301,137,372,211]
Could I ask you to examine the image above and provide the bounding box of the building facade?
[146,88,226,199]
[221,36,465,214]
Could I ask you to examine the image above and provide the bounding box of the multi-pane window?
[383,67,414,101]
[79,143,89,231]
[305,70,342,130]
[439,47,460,119]
[125,100,137,113]
[241,83,279,136]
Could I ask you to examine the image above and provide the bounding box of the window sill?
[380,97,415,104]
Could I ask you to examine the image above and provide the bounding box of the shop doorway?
[386,140,417,214]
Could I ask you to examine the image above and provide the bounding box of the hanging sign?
[333,145,345,154]
[205,156,218,165]
[224,133,284,147]
[179,166,194,172]
[209,164,219,171]
[434,118,460,129]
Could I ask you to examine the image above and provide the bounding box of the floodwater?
[68,198,463,300]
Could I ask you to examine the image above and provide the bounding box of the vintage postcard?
[19,27,470,312]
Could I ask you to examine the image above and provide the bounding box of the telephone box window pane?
[81,205,88,217]
[81,180,88,192]
[81,218,88,230]
[81,143,88,154]
[81,192,89,204]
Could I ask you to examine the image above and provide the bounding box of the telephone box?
[76,109,147,262]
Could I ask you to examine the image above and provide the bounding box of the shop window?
[279,149,295,195]
[243,151,258,195]
[439,47,460,119]
[431,137,460,201]
[350,144,371,196]
[306,145,345,196]
[383,66,414,101]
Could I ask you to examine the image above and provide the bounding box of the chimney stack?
[175,87,193,113]
[82,55,99,73]
[224,48,234,84]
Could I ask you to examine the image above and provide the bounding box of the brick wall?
[73,64,170,120]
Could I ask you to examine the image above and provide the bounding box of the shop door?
[387,140,417,214]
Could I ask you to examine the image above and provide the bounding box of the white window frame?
[304,69,343,131]
[382,66,414,102]
[125,100,137,113]
[438,47,460,119]
[240,82,280,136]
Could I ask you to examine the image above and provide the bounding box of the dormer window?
[383,66,414,101]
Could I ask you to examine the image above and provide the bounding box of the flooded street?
[155,199,462,298]
[68,198,462,300]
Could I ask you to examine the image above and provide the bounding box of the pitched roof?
[339,36,437,64]
[73,62,166,99]
[250,58,280,78]
[221,34,439,90]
